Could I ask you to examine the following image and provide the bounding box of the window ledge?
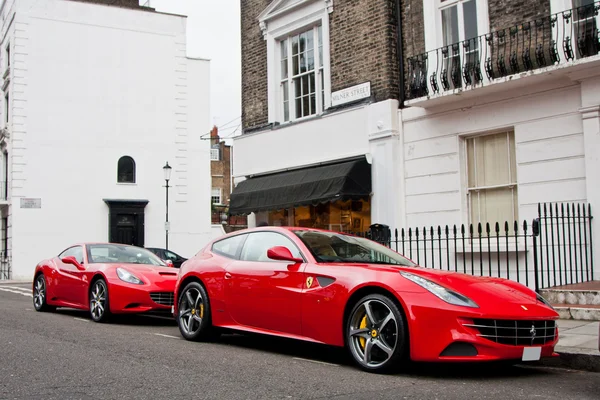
[116,182,137,186]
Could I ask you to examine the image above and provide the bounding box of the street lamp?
[163,161,172,250]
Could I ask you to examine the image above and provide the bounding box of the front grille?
[150,292,174,306]
[463,319,557,346]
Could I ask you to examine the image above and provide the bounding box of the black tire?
[345,293,408,373]
[177,281,219,341]
[33,273,55,312]
[89,279,111,323]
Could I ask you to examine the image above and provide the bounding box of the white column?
[367,99,405,235]
[580,76,600,280]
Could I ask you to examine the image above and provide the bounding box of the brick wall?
[211,142,232,206]
[241,0,270,131]
[240,0,403,131]
[400,0,425,100]
[329,0,400,103]
[488,0,551,32]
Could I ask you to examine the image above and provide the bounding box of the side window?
[240,232,302,262]
[59,246,84,264]
[212,234,247,259]
[164,250,178,261]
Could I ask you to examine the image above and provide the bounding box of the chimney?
[210,126,219,146]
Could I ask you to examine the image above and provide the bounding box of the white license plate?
[522,347,541,361]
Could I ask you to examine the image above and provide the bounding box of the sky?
[141,0,242,142]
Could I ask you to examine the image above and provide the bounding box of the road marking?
[2,286,31,292]
[74,317,90,323]
[153,333,180,340]
[0,288,33,297]
[292,357,340,367]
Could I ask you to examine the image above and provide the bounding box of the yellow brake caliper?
[359,315,368,349]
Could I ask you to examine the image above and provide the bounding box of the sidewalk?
[532,319,600,372]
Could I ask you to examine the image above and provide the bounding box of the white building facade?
[0,0,215,281]
[234,0,600,288]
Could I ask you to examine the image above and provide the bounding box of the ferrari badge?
[306,276,314,289]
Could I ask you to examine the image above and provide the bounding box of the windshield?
[86,244,166,266]
[293,230,415,266]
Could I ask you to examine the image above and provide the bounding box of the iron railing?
[0,180,7,201]
[406,1,600,100]
[0,251,10,280]
[364,202,593,292]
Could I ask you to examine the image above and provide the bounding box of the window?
[211,188,222,205]
[117,156,136,183]
[572,0,599,58]
[210,148,220,161]
[259,0,332,124]
[5,42,9,69]
[59,246,84,264]
[466,131,518,227]
[440,0,482,88]
[279,25,325,121]
[239,232,303,262]
[212,234,247,259]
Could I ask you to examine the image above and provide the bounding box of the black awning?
[229,157,371,215]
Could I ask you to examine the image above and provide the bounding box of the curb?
[525,348,600,373]
[0,280,31,285]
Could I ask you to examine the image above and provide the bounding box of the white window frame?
[259,0,333,124]
[423,0,490,52]
[211,188,222,205]
[463,130,519,230]
[210,148,220,161]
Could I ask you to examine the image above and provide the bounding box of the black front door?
[104,200,148,248]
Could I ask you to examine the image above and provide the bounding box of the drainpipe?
[395,0,405,109]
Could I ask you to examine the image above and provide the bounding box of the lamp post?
[163,162,172,250]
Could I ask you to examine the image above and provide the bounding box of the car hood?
[344,262,557,317]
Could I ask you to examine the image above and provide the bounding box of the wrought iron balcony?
[406,1,600,101]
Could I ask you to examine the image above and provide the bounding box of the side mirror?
[61,256,85,271]
[165,259,174,268]
[267,246,303,264]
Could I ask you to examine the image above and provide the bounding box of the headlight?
[116,268,143,285]
[400,271,478,308]
[536,292,554,310]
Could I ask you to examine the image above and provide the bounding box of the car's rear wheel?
[90,279,110,323]
[346,293,407,373]
[177,281,219,341]
[33,274,55,312]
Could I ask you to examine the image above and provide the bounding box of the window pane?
[480,133,510,186]
[309,73,315,94]
[294,77,301,97]
[213,234,247,259]
[296,96,302,118]
[306,49,314,71]
[306,29,314,53]
[442,5,459,46]
[318,26,323,68]
[240,232,302,262]
[463,0,478,41]
[467,137,476,187]
[293,55,299,75]
[292,34,299,56]
[302,75,309,96]
[470,187,515,226]
[310,94,316,115]
[302,95,309,117]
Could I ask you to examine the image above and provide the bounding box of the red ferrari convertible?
[173,227,559,372]
[33,243,178,322]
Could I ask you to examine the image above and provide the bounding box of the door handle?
[224,272,232,280]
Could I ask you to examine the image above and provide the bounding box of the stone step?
[541,289,600,306]
[552,304,600,321]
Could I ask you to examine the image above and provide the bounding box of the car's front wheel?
[33,274,55,312]
[89,279,110,322]
[177,281,219,341]
[346,293,407,373]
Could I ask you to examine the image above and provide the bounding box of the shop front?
[229,157,372,233]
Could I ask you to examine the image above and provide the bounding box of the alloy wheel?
[348,299,399,369]
[90,281,107,320]
[33,275,46,310]
[179,287,203,336]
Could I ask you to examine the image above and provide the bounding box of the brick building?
[231,0,600,287]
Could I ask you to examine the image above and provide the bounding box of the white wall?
[233,104,370,177]
[7,0,212,280]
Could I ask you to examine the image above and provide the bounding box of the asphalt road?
[1,283,598,400]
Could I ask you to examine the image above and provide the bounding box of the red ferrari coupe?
[33,243,178,322]
[173,227,560,372]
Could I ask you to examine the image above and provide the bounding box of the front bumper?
[108,280,175,315]
[406,300,559,362]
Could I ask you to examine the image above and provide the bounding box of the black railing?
[406,1,600,100]
[0,251,9,280]
[364,202,593,293]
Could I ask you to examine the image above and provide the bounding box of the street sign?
[20,198,41,209]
